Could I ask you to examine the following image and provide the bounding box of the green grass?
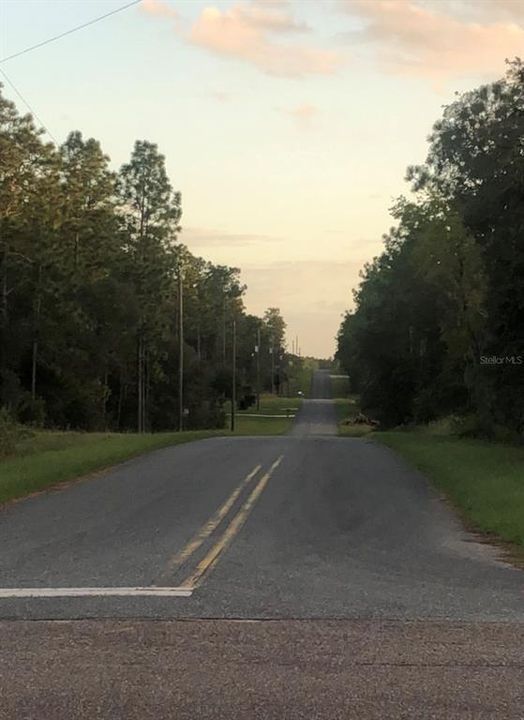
[334,396,374,437]
[233,394,301,435]
[376,430,524,554]
[238,394,300,416]
[232,415,294,435]
[0,430,221,505]
[0,395,302,504]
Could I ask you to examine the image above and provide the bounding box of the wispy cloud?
[283,103,319,129]
[465,0,524,24]
[190,3,342,77]
[241,259,362,356]
[183,227,282,249]
[209,90,233,102]
[141,0,178,21]
[341,0,524,82]
[142,0,342,78]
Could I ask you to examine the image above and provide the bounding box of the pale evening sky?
[1,0,523,356]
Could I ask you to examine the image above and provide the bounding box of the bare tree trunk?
[222,296,226,363]
[137,335,143,433]
[117,372,125,430]
[74,232,79,269]
[0,242,9,375]
[31,338,38,400]
[178,270,184,432]
[197,323,201,362]
[102,368,109,429]
[142,340,146,432]
[31,265,42,401]
[144,346,149,432]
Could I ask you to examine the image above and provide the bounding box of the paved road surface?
[0,370,522,718]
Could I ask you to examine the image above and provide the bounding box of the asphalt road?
[0,370,522,718]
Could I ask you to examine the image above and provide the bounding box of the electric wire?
[0,0,141,64]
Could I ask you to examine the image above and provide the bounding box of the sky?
[1,0,523,357]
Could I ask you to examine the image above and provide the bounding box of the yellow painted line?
[180,455,284,590]
[156,464,262,583]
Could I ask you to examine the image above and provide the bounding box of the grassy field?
[238,394,300,416]
[233,416,294,435]
[233,394,301,435]
[376,430,524,556]
[0,430,222,506]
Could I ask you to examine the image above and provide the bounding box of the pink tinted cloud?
[285,103,319,128]
[210,90,232,102]
[183,227,281,248]
[343,0,524,82]
[231,1,309,34]
[141,0,178,20]
[141,0,341,77]
[189,3,341,77]
[469,0,524,24]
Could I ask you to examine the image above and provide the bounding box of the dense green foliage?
[0,87,297,432]
[337,60,524,434]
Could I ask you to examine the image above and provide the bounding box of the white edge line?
[0,587,193,598]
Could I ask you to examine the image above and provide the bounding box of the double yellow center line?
[156,455,284,592]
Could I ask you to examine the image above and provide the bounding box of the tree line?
[337,59,523,436]
[0,86,291,432]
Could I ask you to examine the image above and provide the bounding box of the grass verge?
[233,394,301,435]
[0,430,221,506]
[376,430,524,560]
[334,396,374,438]
[233,416,294,435]
[1,395,301,504]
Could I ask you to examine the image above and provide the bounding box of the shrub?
[0,407,33,458]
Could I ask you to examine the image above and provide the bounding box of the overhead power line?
[0,0,141,64]
[0,67,57,143]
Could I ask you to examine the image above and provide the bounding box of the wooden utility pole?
[270,338,275,395]
[231,318,236,432]
[178,268,184,432]
[197,323,201,362]
[31,265,42,401]
[256,324,261,411]
[222,295,227,363]
[137,334,143,433]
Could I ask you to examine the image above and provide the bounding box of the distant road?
[0,370,522,718]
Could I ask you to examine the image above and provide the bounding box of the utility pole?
[256,324,261,411]
[231,318,236,432]
[270,337,275,395]
[222,295,227,363]
[196,322,201,362]
[178,267,184,432]
[137,335,143,433]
